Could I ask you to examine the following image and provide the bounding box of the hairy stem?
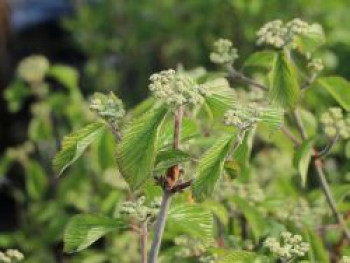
[140,221,148,263]
[149,106,183,263]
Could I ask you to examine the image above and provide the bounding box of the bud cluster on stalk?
[320,107,350,139]
[148,69,210,107]
[224,104,263,130]
[209,38,238,66]
[0,249,24,263]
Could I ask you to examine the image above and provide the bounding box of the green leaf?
[53,123,106,176]
[219,250,258,263]
[317,76,350,111]
[192,134,235,202]
[202,200,229,225]
[243,51,276,70]
[155,149,191,173]
[231,196,267,241]
[259,106,284,132]
[269,51,300,109]
[26,161,48,200]
[303,228,329,263]
[48,65,79,90]
[201,78,236,119]
[293,138,315,187]
[295,24,326,54]
[97,129,116,170]
[345,141,350,159]
[232,129,255,174]
[116,106,168,190]
[64,214,126,253]
[168,204,213,242]
[331,185,350,204]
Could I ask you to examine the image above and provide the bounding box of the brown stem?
[149,106,183,263]
[140,221,148,263]
[281,126,301,147]
[227,66,268,91]
[291,108,350,242]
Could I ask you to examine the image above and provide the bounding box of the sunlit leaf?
[317,76,350,111]
[155,149,191,173]
[269,51,300,109]
[219,250,259,263]
[168,204,213,242]
[244,51,276,70]
[48,65,79,90]
[303,228,329,263]
[295,24,326,54]
[64,214,126,253]
[293,138,315,187]
[116,106,168,190]
[53,123,106,176]
[192,134,235,202]
[26,161,48,200]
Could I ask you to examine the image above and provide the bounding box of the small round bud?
[210,39,238,65]
[17,55,50,84]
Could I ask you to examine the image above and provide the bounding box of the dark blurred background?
[1,0,350,262]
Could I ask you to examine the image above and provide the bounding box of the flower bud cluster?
[224,104,263,130]
[199,254,218,263]
[17,55,50,84]
[0,249,24,263]
[89,92,125,126]
[257,19,312,49]
[264,232,309,260]
[307,58,324,73]
[320,107,350,139]
[340,256,350,263]
[174,236,210,258]
[118,196,160,222]
[214,178,265,205]
[209,39,238,65]
[149,69,210,107]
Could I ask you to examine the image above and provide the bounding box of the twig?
[314,158,350,241]
[314,134,339,159]
[226,65,268,91]
[149,106,183,263]
[140,220,148,263]
[281,126,301,147]
[291,109,350,242]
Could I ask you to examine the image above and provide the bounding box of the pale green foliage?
[320,107,350,139]
[192,134,235,202]
[293,138,315,187]
[53,122,106,176]
[269,51,300,108]
[48,65,79,90]
[63,214,127,253]
[167,204,214,242]
[17,55,50,83]
[116,106,168,190]
[219,250,258,263]
[210,39,238,65]
[154,149,191,173]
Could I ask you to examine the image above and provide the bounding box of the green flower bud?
[210,39,238,65]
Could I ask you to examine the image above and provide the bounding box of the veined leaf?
[303,228,329,263]
[293,138,315,187]
[192,134,235,202]
[317,76,350,111]
[201,78,236,119]
[155,149,191,173]
[295,24,325,54]
[168,204,213,242]
[116,106,168,190]
[243,51,276,70]
[158,117,199,149]
[219,250,258,263]
[346,141,350,159]
[232,129,255,174]
[231,196,267,241]
[26,161,48,200]
[269,51,300,109]
[259,106,284,132]
[48,65,79,90]
[64,214,126,253]
[53,123,106,176]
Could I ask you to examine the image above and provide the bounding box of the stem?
[227,66,268,91]
[140,221,148,263]
[148,191,172,263]
[291,109,350,242]
[281,126,301,147]
[149,106,183,263]
[314,159,350,241]
[315,134,339,159]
